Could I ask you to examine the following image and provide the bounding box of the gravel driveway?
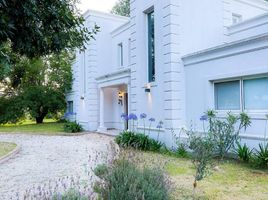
[0,133,115,199]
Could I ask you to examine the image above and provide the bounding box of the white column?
[98,88,107,132]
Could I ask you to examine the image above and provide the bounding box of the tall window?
[148,11,155,82]
[67,101,74,113]
[118,43,123,67]
[214,77,268,111]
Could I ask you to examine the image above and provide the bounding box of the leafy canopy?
[0,50,74,124]
[0,0,97,58]
[111,0,130,17]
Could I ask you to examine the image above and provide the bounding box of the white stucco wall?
[183,35,268,148]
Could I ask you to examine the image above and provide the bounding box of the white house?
[67,0,268,148]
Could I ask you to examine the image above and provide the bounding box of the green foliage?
[115,131,163,151]
[63,121,83,133]
[235,143,252,163]
[0,51,74,124]
[111,0,130,17]
[175,143,188,158]
[0,95,25,124]
[253,143,268,169]
[94,159,170,200]
[0,0,99,59]
[188,133,215,186]
[52,189,88,200]
[207,111,251,160]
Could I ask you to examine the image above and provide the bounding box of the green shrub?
[188,133,215,189]
[64,121,83,133]
[235,143,252,163]
[207,111,251,160]
[115,131,163,151]
[252,143,268,169]
[175,143,188,158]
[52,189,88,200]
[94,159,170,200]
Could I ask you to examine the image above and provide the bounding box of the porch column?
[98,87,107,132]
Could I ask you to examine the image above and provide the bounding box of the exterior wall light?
[118,91,123,105]
[145,83,151,93]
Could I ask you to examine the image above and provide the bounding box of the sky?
[77,0,118,13]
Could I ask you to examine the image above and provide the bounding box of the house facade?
[67,0,268,148]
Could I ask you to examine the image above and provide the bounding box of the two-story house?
[67,0,268,148]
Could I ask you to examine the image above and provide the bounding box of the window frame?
[213,78,242,112]
[213,75,268,113]
[118,42,123,67]
[147,10,155,83]
[67,101,74,113]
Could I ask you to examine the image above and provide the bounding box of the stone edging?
[0,144,21,164]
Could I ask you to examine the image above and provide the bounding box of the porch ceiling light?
[145,83,151,93]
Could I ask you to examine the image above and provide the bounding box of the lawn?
[0,119,65,135]
[123,150,268,200]
[0,142,17,158]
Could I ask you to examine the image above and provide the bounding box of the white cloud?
[77,0,118,13]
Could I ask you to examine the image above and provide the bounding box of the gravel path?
[0,133,115,199]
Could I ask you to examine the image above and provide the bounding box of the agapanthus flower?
[200,115,208,121]
[140,113,147,119]
[149,118,155,122]
[157,124,163,129]
[159,121,164,125]
[128,113,138,120]
[121,113,128,121]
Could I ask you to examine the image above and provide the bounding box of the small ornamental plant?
[204,111,251,160]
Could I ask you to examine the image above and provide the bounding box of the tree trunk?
[36,116,45,124]
[35,107,48,124]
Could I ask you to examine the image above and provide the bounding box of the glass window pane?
[215,81,240,110]
[148,11,155,82]
[243,77,268,110]
[68,101,73,113]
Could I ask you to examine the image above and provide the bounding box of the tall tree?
[0,0,99,80]
[111,0,130,17]
[0,51,74,124]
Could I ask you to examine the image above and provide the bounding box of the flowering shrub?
[93,159,170,200]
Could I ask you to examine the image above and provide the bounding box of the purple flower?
[200,115,208,121]
[157,124,163,129]
[159,121,164,125]
[149,118,155,122]
[121,113,128,121]
[128,113,138,120]
[140,113,147,119]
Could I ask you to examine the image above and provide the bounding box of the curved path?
[0,133,114,199]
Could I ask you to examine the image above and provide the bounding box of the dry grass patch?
[121,150,268,200]
[0,142,17,158]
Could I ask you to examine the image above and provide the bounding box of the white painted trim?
[83,9,129,21]
[228,12,268,35]
[182,33,268,66]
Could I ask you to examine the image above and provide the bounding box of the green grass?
[0,119,66,135]
[122,150,268,200]
[0,142,17,158]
